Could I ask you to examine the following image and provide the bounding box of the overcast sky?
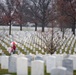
[0,0,6,4]
[0,0,7,7]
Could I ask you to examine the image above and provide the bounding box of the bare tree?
[0,0,16,35]
[32,29,61,54]
[57,0,76,35]
[14,0,25,31]
[0,0,26,34]
[25,0,57,32]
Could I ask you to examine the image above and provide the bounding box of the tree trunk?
[9,22,11,35]
[35,23,37,31]
[42,11,45,32]
[72,22,75,35]
[50,22,54,55]
[60,23,63,32]
[62,28,64,38]
[42,22,45,32]
[61,27,63,32]
[19,11,23,31]
[20,24,22,31]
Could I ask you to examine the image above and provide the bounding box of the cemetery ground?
[0,66,76,75]
[1,27,76,75]
[0,65,51,75]
[0,60,76,75]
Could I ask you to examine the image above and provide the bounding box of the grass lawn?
[0,64,76,75]
[0,65,50,75]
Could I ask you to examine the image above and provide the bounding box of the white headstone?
[46,55,56,73]
[8,55,18,73]
[7,47,11,53]
[30,46,33,50]
[26,54,34,67]
[69,55,76,70]
[33,48,35,52]
[22,46,24,50]
[36,51,38,55]
[60,50,62,54]
[35,55,43,61]
[74,48,76,52]
[17,57,28,75]
[43,54,48,63]
[62,58,73,75]
[31,60,44,75]
[27,51,29,55]
[0,50,2,53]
[54,54,63,67]
[51,67,67,75]
[18,53,25,57]
[17,50,21,54]
[63,54,70,58]
[1,56,9,69]
[65,47,67,51]
[69,50,71,54]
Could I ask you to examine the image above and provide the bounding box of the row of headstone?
[8,54,44,75]
[0,51,75,75]
[1,28,76,54]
